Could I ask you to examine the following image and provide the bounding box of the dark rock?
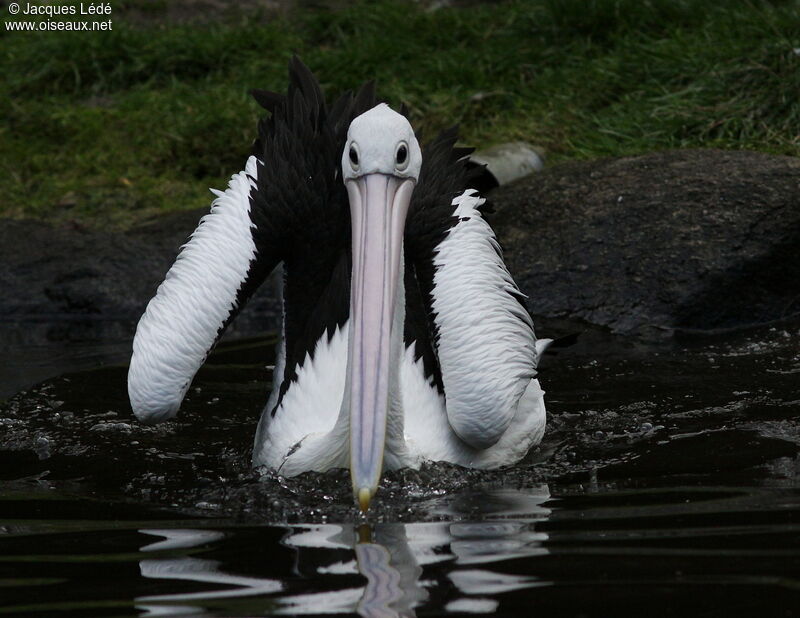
[491,149,800,336]
[2,219,155,319]
[0,209,281,336]
[2,149,798,338]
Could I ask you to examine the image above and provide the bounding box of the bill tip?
[358,487,372,512]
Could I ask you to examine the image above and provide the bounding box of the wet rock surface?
[491,149,800,336]
[2,149,798,337]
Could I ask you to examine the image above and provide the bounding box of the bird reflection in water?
[355,525,407,617]
[135,485,551,616]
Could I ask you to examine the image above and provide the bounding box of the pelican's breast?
[253,323,349,470]
[398,344,454,467]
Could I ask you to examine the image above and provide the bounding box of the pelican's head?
[341,104,420,513]
[342,103,422,182]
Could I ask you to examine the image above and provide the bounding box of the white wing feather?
[430,190,537,449]
[128,156,260,422]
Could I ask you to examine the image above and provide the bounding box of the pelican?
[128,59,548,511]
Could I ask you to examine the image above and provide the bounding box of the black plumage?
[228,58,485,413]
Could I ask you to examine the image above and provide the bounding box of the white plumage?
[430,190,539,450]
[129,156,260,423]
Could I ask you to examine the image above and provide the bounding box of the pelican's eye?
[349,143,360,170]
[395,142,409,171]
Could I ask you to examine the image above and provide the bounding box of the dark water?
[1,317,799,616]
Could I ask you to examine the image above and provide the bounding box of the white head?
[340,103,421,512]
[342,103,422,181]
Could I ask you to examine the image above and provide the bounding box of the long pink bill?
[345,174,415,512]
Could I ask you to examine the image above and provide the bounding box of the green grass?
[2,0,799,227]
